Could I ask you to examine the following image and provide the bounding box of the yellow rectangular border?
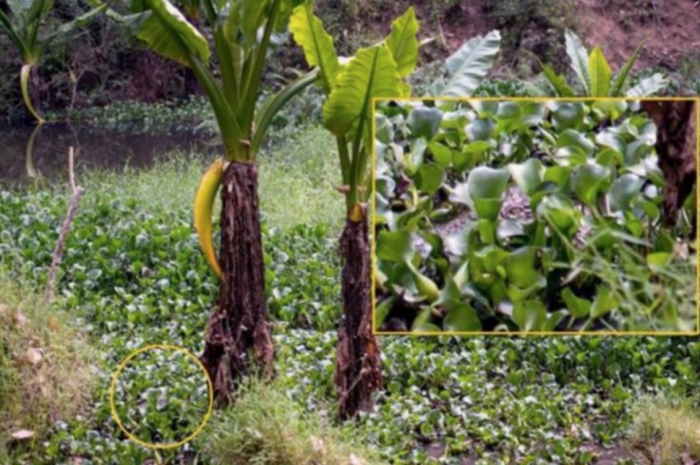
[370,96,700,337]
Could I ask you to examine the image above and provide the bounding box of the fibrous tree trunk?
[335,211,382,420]
[640,100,697,226]
[201,162,274,404]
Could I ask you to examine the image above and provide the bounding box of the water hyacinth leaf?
[411,308,439,332]
[596,131,626,157]
[544,166,572,187]
[428,141,452,168]
[375,113,394,144]
[513,299,546,332]
[572,163,611,207]
[497,219,526,244]
[467,166,510,220]
[467,118,495,141]
[470,100,499,116]
[591,286,619,319]
[506,246,539,288]
[414,163,445,195]
[385,6,419,77]
[377,229,413,263]
[375,296,394,327]
[587,47,611,97]
[408,264,440,303]
[592,100,627,120]
[536,194,580,235]
[562,288,591,319]
[506,276,546,303]
[543,310,568,332]
[507,159,544,196]
[408,106,443,140]
[552,102,584,132]
[646,252,671,272]
[557,129,595,157]
[609,174,644,211]
[444,302,482,332]
[441,30,501,97]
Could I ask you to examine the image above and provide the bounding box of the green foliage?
[375,99,696,333]
[541,29,670,97]
[111,348,210,445]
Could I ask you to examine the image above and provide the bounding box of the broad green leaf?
[444,302,482,332]
[543,310,568,332]
[385,6,419,77]
[375,296,394,327]
[564,28,589,94]
[513,299,546,332]
[591,286,619,319]
[137,0,210,66]
[414,163,445,195]
[240,0,270,42]
[587,47,611,97]
[507,159,544,196]
[541,64,575,97]
[556,129,595,156]
[441,30,501,97]
[572,163,611,207]
[506,246,539,288]
[323,44,401,136]
[646,252,672,272]
[428,141,452,168]
[609,174,644,212]
[552,102,584,132]
[595,131,626,157]
[536,194,580,235]
[467,118,494,141]
[408,264,440,302]
[408,106,442,140]
[467,166,510,220]
[626,73,669,97]
[562,288,591,319]
[377,229,413,263]
[289,3,340,92]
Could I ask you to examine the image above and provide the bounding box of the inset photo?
[373,98,699,335]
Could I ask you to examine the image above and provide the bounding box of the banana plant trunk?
[201,162,274,403]
[335,209,382,420]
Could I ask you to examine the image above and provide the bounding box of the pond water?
[0,123,222,186]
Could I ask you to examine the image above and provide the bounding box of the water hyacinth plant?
[374,99,697,334]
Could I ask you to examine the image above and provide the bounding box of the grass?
[0,271,95,459]
[629,393,700,464]
[202,377,383,465]
[81,124,344,233]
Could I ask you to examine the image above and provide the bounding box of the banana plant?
[94,0,318,402]
[290,1,500,419]
[541,29,669,98]
[0,0,106,123]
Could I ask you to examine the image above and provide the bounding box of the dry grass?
[0,271,95,457]
[629,393,700,464]
[202,377,384,465]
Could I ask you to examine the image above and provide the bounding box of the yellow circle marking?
[109,344,214,449]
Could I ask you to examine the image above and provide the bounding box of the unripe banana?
[194,159,224,278]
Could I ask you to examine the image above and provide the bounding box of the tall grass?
[202,377,383,465]
[0,271,95,458]
[82,125,344,232]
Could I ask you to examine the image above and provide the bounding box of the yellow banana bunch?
[194,159,224,279]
